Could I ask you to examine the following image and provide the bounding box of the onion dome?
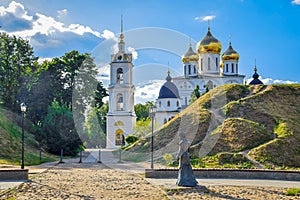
[197,27,222,54]
[222,42,239,61]
[182,44,199,63]
[158,70,180,99]
[249,67,263,85]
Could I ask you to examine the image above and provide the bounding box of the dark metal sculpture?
[176,131,198,187]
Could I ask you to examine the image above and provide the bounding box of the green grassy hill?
[0,107,57,166]
[128,84,300,169]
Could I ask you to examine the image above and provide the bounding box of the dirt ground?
[0,163,299,200]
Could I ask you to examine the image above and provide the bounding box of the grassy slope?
[128,84,300,169]
[0,107,57,166]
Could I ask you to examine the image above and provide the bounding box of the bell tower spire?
[118,15,125,53]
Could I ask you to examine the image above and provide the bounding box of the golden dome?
[197,27,222,54]
[222,42,239,61]
[182,44,199,63]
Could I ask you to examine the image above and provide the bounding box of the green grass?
[286,188,300,196]
[0,107,58,166]
[127,84,300,169]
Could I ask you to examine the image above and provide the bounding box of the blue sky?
[1,0,300,103]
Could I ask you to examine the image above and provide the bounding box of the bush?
[163,153,174,166]
[125,135,139,145]
[286,188,300,196]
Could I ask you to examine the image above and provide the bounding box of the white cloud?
[194,15,216,22]
[5,1,32,20]
[292,0,300,5]
[0,1,121,58]
[135,80,165,104]
[127,46,138,60]
[246,77,298,85]
[57,9,68,19]
[10,12,102,39]
[101,29,115,39]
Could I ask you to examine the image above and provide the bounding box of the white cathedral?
[106,23,245,148]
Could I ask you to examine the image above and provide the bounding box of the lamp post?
[149,105,156,169]
[20,102,27,169]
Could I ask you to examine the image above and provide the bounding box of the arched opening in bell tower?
[117,93,123,111]
[115,129,124,146]
[116,68,124,84]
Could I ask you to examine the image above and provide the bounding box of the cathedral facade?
[173,26,245,109]
[154,26,245,127]
[106,23,245,148]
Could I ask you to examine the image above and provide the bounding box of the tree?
[85,107,106,148]
[94,81,108,110]
[125,135,139,145]
[189,84,201,104]
[134,101,154,121]
[0,32,38,111]
[40,100,82,155]
[133,117,151,137]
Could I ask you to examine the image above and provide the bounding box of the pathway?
[1,148,300,193]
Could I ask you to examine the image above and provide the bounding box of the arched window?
[226,64,229,72]
[176,101,179,107]
[193,66,196,74]
[236,64,238,74]
[231,63,234,73]
[207,80,213,90]
[164,118,167,124]
[185,97,187,106]
[117,93,123,111]
[167,100,170,107]
[208,57,211,70]
[159,101,162,108]
[188,65,191,74]
[216,58,218,70]
[184,65,186,76]
[117,68,123,84]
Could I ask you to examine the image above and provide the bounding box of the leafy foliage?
[133,117,151,137]
[134,101,154,121]
[0,32,38,111]
[189,84,201,104]
[0,32,109,158]
[40,100,82,156]
[85,108,106,148]
[125,135,139,145]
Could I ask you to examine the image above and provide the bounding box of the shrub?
[163,153,174,166]
[125,135,139,145]
[286,188,300,196]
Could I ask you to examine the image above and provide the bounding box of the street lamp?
[20,102,27,169]
[149,105,156,169]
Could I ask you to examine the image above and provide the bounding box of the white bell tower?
[106,17,136,149]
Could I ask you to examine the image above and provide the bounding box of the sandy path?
[0,163,166,200]
[0,162,299,199]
